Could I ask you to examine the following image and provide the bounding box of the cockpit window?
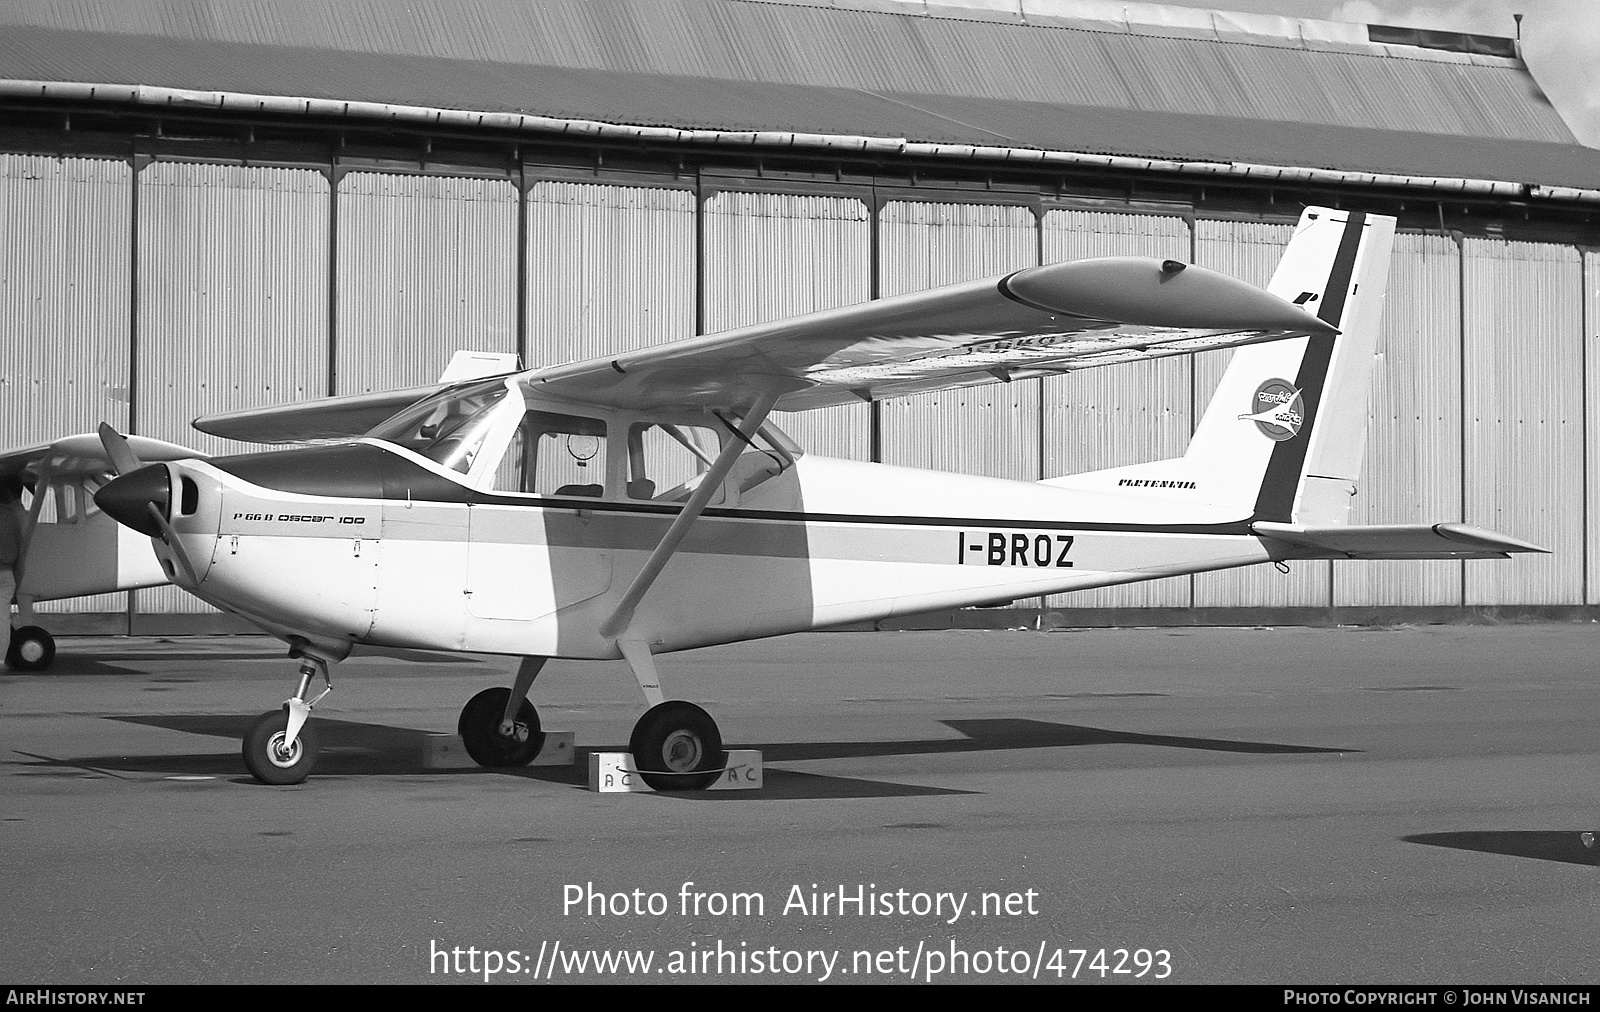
[522,410,608,496]
[366,379,511,474]
[627,422,720,501]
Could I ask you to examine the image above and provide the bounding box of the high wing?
[1252,522,1549,560]
[529,257,1336,413]
[1,433,200,480]
[195,350,520,444]
[194,383,450,444]
[193,259,1330,441]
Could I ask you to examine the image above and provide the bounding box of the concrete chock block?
[588,750,763,793]
[422,731,575,769]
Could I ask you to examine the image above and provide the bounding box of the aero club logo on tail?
[1239,379,1304,441]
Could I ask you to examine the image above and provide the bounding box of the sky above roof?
[1158,0,1598,146]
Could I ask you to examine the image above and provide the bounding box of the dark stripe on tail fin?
[1249,211,1368,523]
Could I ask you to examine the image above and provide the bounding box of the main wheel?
[629,701,725,791]
[458,687,545,767]
[6,626,55,671]
[242,709,319,785]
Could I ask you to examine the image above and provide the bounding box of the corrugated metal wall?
[525,181,695,366]
[1462,238,1584,605]
[1039,209,1192,609]
[336,171,517,393]
[1190,218,1329,607]
[134,161,329,613]
[1334,232,1464,607]
[877,201,1040,480]
[6,157,1597,621]
[1588,250,1599,606]
[1,155,132,614]
[702,189,870,460]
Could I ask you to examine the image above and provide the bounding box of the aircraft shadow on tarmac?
[15,646,480,676]
[1403,832,1600,867]
[7,658,164,677]
[40,713,1354,800]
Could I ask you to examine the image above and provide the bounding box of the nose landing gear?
[243,652,333,785]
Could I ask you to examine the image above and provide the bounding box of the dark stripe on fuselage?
[210,443,476,504]
[208,443,1259,537]
[1248,211,1367,524]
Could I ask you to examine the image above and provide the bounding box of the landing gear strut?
[242,652,332,785]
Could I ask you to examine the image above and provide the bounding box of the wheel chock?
[423,731,574,769]
[588,750,763,793]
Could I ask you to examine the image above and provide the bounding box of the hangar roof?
[1,0,1596,191]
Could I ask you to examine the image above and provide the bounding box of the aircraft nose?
[95,464,170,537]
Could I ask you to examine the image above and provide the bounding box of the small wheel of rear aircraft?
[458,687,545,767]
[629,701,725,792]
[242,709,320,785]
[6,626,55,672]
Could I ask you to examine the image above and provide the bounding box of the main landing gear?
[629,700,724,792]
[5,625,56,671]
[242,649,333,785]
[7,598,56,671]
[456,643,727,791]
[616,639,725,791]
[458,657,547,767]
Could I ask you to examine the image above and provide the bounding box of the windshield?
[366,378,512,473]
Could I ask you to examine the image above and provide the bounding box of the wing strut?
[598,391,779,642]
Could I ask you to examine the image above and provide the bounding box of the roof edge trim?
[3,78,1594,205]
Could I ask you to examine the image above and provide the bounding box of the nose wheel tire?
[242,710,320,785]
[458,687,545,767]
[6,626,56,671]
[629,701,725,791]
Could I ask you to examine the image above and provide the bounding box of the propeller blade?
[97,423,142,477]
[145,500,201,587]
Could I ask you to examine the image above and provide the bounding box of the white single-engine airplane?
[89,207,1543,787]
[0,351,519,671]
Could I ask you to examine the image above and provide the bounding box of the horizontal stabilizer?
[1252,522,1548,560]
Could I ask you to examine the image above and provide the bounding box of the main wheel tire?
[242,709,319,785]
[458,687,545,767]
[6,626,55,671]
[629,701,725,791]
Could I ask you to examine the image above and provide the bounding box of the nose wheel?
[243,709,321,785]
[242,650,333,785]
[629,701,725,791]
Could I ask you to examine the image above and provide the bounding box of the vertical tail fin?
[1051,207,1395,524]
[1183,207,1394,523]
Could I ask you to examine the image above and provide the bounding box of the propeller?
[97,422,142,476]
[94,423,202,587]
[145,500,202,586]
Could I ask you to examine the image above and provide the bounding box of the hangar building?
[1,0,1597,632]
